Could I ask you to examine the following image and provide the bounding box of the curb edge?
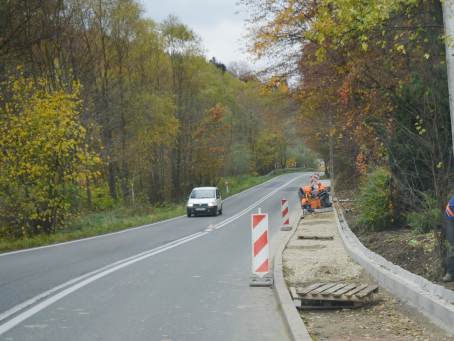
[273,210,313,341]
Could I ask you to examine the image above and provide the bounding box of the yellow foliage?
[0,72,102,237]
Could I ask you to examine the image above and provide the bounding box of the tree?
[0,72,101,237]
[192,104,230,184]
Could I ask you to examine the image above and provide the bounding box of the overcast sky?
[140,0,252,67]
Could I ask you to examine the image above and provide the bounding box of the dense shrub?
[406,193,443,233]
[91,185,116,211]
[356,168,394,231]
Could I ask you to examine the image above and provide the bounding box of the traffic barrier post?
[281,198,292,231]
[250,208,273,287]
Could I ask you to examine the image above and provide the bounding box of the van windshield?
[190,189,215,199]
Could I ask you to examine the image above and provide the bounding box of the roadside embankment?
[283,211,452,340]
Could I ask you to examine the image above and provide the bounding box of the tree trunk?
[86,175,92,209]
[108,162,117,200]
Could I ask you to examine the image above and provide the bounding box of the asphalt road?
[0,172,310,341]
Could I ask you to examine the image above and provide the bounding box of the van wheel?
[219,207,223,215]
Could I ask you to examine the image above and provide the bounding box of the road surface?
[0,172,309,341]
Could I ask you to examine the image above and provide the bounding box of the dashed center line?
[0,174,304,336]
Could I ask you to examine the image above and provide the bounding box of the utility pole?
[442,0,454,155]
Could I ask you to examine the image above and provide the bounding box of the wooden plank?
[356,285,379,298]
[310,282,338,295]
[300,293,363,302]
[307,283,334,296]
[299,303,364,310]
[300,300,365,310]
[297,235,334,240]
[297,283,324,295]
[289,287,298,299]
[345,284,368,297]
[322,283,348,296]
[332,284,357,297]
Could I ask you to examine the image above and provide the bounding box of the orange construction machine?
[300,185,320,212]
[299,181,331,212]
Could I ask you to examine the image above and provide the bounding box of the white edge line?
[0,231,207,336]
[0,173,298,258]
[0,215,184,258]
[214,176,301,230]
[0,231,202,323]
[0,173,306,335]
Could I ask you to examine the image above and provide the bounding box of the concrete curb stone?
[333,201,454,335]
[273,210,312,341]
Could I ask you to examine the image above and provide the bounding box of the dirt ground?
[355,228,442,280]
[337,196,451,289]
[283,211,453,340]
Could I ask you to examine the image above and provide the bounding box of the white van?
[187,187,223,217]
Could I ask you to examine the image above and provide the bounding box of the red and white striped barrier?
[281,198,291,231]
[251,212,270,277]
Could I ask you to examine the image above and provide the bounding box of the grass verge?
[0,173,283,253]
[0,204,185,253]
[219,174,274,198]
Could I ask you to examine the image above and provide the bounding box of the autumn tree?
[0,72,100,237]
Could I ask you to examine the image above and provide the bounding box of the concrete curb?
[273,210,312,341]
[333,201,454,335]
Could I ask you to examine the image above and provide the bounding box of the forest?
[0,0,310,240]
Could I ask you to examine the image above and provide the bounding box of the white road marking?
[212,175,300,230]
[23,324,47,329]
[0,231,203,323]
[0,173,292,258]
[0,215,185,258]
[0,173,305,336]
[0,232,207,336]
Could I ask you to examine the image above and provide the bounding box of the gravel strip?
[283,211,453,340]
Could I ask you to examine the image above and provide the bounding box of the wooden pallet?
[289,282,378,309]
